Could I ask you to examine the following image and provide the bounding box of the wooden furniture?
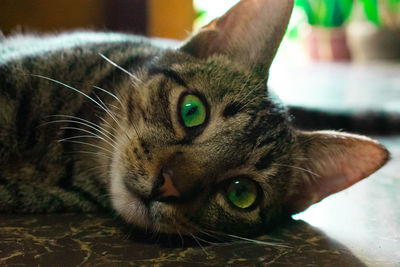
[0,0,194,40]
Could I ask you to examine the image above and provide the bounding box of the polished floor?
[1,62,399,266]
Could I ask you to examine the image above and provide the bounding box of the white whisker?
[224,233,289,247]
[93,92,123,121]
[60,126,119,151]
[95,114,114,129]
[176,230,184,248]
[272,163,320,178]
[108,103,121,110]
[190,233,208,255]
[59,139,114,155]
[233,74,251,104]
[204,229,290,247]
[44,119,118,148]
[59,135,98,142]
[64,150,112,160]
[93,85,123,106]
[239,95,258,111]
[49,114,118,141]
[99,53,140,82]
[33,74,108,114]
[33,74,129,140]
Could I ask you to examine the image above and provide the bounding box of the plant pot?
[347,22,400,62]
[301,25,351,61]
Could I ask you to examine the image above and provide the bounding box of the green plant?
[296,0,354,27]
[360,0,400,28]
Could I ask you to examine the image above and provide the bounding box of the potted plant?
[296,0,354,61]
[347,0,400,62]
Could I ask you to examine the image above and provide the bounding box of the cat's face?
[108,0,388,236]
[110,52,296,235]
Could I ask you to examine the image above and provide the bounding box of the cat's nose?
[151,168,180,203]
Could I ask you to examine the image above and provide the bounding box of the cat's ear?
[285,131,389,214]
[181,0,294,74]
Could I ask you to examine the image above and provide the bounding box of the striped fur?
[0,0,390,236]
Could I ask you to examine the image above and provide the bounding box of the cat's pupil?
[232,183,249,200]
[227,179,258,209]
[186,106,198,117]
[234,184,246,197]
[180,94,206,128]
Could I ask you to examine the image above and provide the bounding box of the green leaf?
[296,0,317,24]
[295,0,353,27]
[360,0,381,25]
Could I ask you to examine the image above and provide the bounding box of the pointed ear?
[181,0,294,74]
[285,131,389,214]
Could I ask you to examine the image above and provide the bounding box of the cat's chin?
[110,173,151,229]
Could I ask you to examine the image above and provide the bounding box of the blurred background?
[1,0,399,112]
[1,0,399,111]
[1,0,400,63]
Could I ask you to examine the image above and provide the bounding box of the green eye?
[180,94,206,128]
[227,179,258,209]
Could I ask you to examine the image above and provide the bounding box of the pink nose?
[158,171,180,199]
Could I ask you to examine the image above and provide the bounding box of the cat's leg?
[0,181,103,213]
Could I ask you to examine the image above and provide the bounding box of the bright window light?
[193,0,240,30]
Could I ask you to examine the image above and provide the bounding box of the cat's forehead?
[155,50,265,81]
[149,50,269,102]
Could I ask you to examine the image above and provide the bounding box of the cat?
[0,0,390,237]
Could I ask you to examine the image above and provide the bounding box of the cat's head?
[108,0,388,236]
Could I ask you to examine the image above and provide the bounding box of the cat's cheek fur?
[109,144,151,229]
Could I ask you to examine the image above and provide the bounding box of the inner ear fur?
[285,130,389,214]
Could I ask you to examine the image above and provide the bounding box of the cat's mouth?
[113,188,194,233]
[110,165,193,233]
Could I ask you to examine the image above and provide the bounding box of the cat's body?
[1,32,165,213]
[0,0,390,236]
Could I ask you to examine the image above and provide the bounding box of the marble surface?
[1,62,399,266]
[0,214,367,266]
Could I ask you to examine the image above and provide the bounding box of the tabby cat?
[0,0,389,236]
